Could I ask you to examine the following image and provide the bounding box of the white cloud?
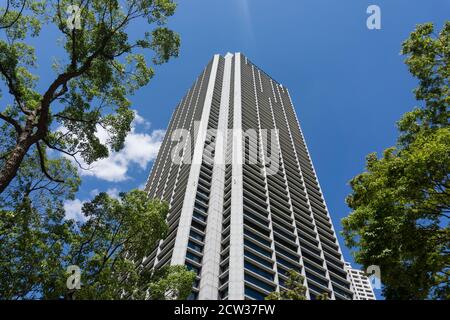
[64,199,86,222]
[235,0,254,41]
[89,187,121,199]
[106,187,120,199]
[133,111,151,129]
[64,111,165,182]
[137,183,146,190]
[90,189,100,197]
[120,129,165,169]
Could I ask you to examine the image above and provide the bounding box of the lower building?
[345,263,376,300]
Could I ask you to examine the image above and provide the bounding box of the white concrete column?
[228,52,245,300]
[171,55,220,265]
[198,53,233,300]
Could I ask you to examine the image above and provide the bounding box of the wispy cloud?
[235,0,254,42]
[63,199,86,222]
[106,187,120,199]
[90,189,100,197]
[137,182,146,190]
[62,111,165,182]
[64,187,121,222]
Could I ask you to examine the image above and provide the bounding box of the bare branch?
[42,137,91,171]
[0,0,11,25]
[0,0,26,30]
[36,141,65,183]
[0,111,22,133]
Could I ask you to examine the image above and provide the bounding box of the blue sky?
[4,0,449,299]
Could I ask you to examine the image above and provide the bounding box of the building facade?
[345,263,376,300]
[143,53,353,300]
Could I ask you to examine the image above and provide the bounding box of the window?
[244,239,271,257]
[193,211,207,222]
[274,245,298,261]
[277,256,300,271]
[245,286,266,300]
[191,220,206,232]
[195,202,208,213]
[190,230,204,242]
[186,262,201,275]
[244,228,271,246]
[187,291,198,300]
[244,261,274,281]
[244,250,273,268]
[188,241,203,253]
[219,288,228,300]
[245,274,275,292]
[305,271,329,288]
[186,251,202,263]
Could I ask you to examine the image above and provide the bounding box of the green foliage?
[398,22,449,145]
[316,292,329,300]
[265,270,307,300]
[342,22,450,300]
[0,141,79,299]
[0,197,74,299]
[0,0,180,193]
[64,190,169,299]
[0,129,80,210]
[0,187,195,299]
[148,265,196,300]
[0,0,190,300]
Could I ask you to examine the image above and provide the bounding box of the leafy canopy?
[0,0,180,194]
[0,186,196,299]
[0,0,192,300]
[342,22,450,300]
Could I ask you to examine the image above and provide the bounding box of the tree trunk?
[0,133,34,194]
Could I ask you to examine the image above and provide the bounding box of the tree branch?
[42,137,91,171]
[0,111,22,133]
[36,141,65,183]
[0,0,11,26]
[0,63,31,115]
[0,0,26,30]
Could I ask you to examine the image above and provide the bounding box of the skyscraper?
[143,53,353,300]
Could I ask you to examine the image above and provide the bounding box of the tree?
[0,142,80,299]
[342,22,449,300]
[265,270,307,300]
[0,0,180,194]
[64,190,195,300]
[147,265,197,300]
[0,184,195,299]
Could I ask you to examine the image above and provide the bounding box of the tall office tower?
[143,53,353,300]
[345,263,376,300]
